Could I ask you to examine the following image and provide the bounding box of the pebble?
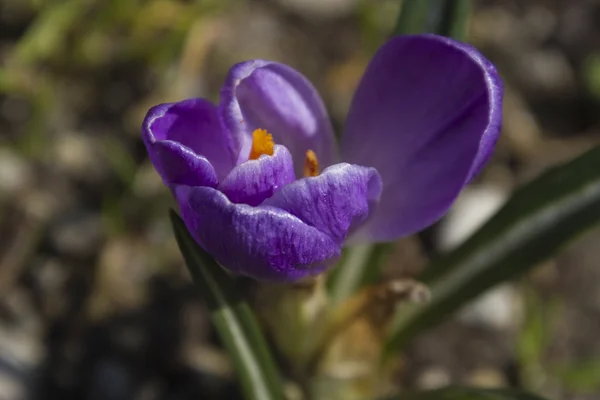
[52,133,109,183]
[437,184,509,252]
[464,367,506,388]
[517,49,576,95]
[437,185,523,331]
[0,289,44,400]
[50,210,103,258]
[0,373,26,400]
[416,366,451,390]
[0,149,32,198]
[274,0,357,18]
[458,284,523,332]
[87,238,151,320]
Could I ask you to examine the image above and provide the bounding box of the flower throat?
[249,128,319,177]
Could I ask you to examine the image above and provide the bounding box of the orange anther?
[249,129,274,160]
[304,150,319,177]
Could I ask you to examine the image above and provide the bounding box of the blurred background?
[2,0,600,399]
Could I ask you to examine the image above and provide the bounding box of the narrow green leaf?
[13,0,87,65]
[169,211,285,400]
[558,359,600,392]
[382,387,549,400]
[385,146,600,355]
[327,243,394,305]
[441,0,472,41]
[393,0,435,36]
[393,0,471,40]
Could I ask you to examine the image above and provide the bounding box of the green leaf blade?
[393,0,472,40]
[170,211,285,400]
[386,146,600,355]
[327,242,394,305]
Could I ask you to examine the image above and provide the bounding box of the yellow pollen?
[249,129,274,160]
[304,150,319,177]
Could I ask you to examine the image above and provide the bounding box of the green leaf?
[13,0,87,65]
[327,243,393,305]
[169,211,285,400]
[382,387,549,400]
[393,0,472,40]
[385,146,600,355]
[557,358,600,393]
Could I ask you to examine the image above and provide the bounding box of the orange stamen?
[249,129,275,160]
[304,150,319,177]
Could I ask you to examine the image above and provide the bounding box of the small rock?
[52,133,109,183]
[465,367,506,388]
[0,149,32,197]
[517,49,576,95]
[219,6,285,62]
[0,289,44,400]
[458,284,523,331]
[416,366,451,390]
[502,89,543,160]
[522,5,557,44]
[274,0,357,18]
[182,345,232,378]
[23,187,66,220]
[471,7,527,51]
[438,185,523,331]
[87,238,152,320]
[50,210,103,258]
[437,184,509,251]
[0,373,26,400]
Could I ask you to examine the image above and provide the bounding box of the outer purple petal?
[148,141,218,188]
[143,99,237,182]
[175,185,340,282]
[220,60,337,176]
[341,34,503,242]
[262,164,382,245]
[219,145,296,206]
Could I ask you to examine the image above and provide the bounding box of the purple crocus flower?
[142,34,503,282]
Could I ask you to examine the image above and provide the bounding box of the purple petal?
[341,34,503,242]
[219,60,269,165]
[147,141,218,188]
[262,164,382,245]
[175,185,340,282]
[219,145,296,206]
[220,60,337,176]
[143,99,237,182]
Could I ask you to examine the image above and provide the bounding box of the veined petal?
[220,60,337,176]
[219,145,296,206]
[342,34,503,242]
[149,141,218,188]
[175,185,340,282]
[262,164,382,245]
[143,99,236,182]
[219,60,269,165]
